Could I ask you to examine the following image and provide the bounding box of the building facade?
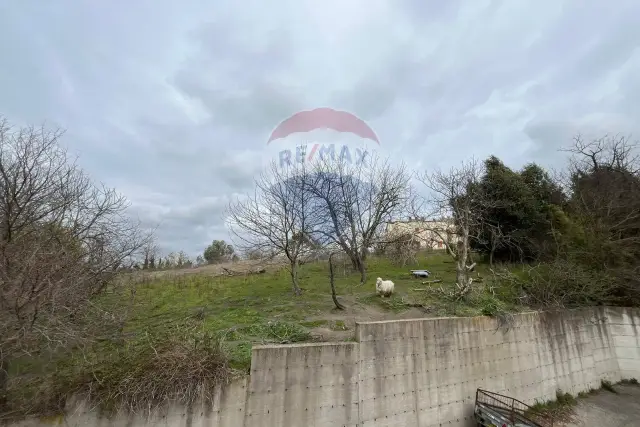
[385,218,459,250]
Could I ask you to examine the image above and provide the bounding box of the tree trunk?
[329,253,345,310]
[345,248,367,285]
[489,229,499,268]
[290,260,302,296]
[456,222,471,288]
[348,254,366,285]
[455,263,467,288]
[349,253,359,270]
[358,258,367,285]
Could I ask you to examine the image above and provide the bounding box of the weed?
[556,390,577,406]
[243,320,311,344]
[618,378,639,386]
[90,327,232,415]
[573,379,637,403]
[4,325,236,420]
[330,320,348,331]
[300,320,329,328]
[525,389,577,422]
[222,341,253,373]
[478,292,507,317]
[601,379,618,394]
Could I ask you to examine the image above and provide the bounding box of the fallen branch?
[221,267,266,276]
[221,267,237,276]
[427,280,472,302]
[411,279,443,291]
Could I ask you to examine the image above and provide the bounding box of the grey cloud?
[173,76,305,134]
[129,194,232,257]
[215,150,263,190]
[2,0,640,255]
[172,20,304,134]
[523,119,575,167]
[331,82,397,122]
[399,0,462,24]
[524,120,574,147]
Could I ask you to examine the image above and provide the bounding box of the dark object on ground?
[410,269,431,278]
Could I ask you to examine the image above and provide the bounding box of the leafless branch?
[305,153,412,284]
[227,161,318,295]
[414,159,489,289]
[0,117,151,401]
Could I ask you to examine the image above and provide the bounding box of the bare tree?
[163,251,178,268]
[383,231,421,267]
[562,135,640,304]
[227,161,317,295]
[306,154,411,284]
[416,159,487,293]
[176,250,191,268]
[0,118,151,400]
[565,134,640,176]
[566,135,640,252]
[477,222,523,268]
[142,240,159,269]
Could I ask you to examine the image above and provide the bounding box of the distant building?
[385,218,459,250]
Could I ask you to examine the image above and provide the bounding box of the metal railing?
[475,389,554,427]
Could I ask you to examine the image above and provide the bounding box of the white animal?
[376,277,395,297]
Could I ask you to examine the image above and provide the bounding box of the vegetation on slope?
[3,252,530,419]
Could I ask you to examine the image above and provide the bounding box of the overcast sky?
[1,0,639,256]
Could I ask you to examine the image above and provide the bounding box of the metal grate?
[475,389,554,427]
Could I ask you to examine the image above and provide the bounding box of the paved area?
[566,384,640,427]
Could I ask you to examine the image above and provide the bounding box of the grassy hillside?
[102,252,525,368]
[5,251,527,418]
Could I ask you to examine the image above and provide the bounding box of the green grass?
[330,320,348,331]
[526,389,577,422]
[4,251,529,420]
[107,252,522,351]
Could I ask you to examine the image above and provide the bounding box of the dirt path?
[566,384,640,427]
[305,295,432,341]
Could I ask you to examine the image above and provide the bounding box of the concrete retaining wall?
[245,342,360,427]
[10,307,640,427]
[607,307,640,380]
[355,309,625,427]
